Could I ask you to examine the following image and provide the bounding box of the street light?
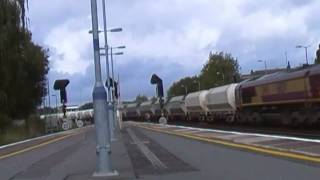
[257,60,267,75]
[193,80,201,91]
[108,28,122,32]
[88,28,122,34]
[89,0,115,176]
[109,46,125,100]
[51,95,58,113]
[109,46,125,138]
[181,85,188,95]
[296,45,310,65]
[99,0,123,143]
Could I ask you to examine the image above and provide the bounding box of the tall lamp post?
[109,46,125,132]
[257,60,267,75]
[100,0,122,142]
[296,45,310,65]
[89,0,117,177]
[110,46,125,99]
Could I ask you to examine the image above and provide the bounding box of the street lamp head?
[109,28,122,32]
[88,30,103,34]
[116,46,126,49]
[296,45,303,48]
[114,52,124,55]
[257,60,263,62]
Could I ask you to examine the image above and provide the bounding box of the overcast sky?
[27,0,320,105]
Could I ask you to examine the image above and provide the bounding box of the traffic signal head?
[54,79,69,103]
[150,74,164,98]
[151,74,162,84]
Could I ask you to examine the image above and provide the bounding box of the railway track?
[165,120,320,140]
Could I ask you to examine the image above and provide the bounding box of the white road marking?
[215,134,247,140]
[0,125,92,150]
[234,136,276,144]
[137,122,320,144]
[127,128,167,169]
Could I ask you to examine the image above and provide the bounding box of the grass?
[0,116,46,146]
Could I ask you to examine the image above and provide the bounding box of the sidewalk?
[57,129,136,180]
[4,123,320,180]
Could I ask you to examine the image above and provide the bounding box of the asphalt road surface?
[1,124,320,180]
[134,127,320,180]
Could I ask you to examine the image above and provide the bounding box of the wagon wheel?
[144,113,151,121]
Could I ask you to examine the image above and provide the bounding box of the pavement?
[1,122,320,179]
[135,122,320,161]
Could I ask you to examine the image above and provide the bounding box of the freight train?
[40,107,94,131]
[121,65,320,127]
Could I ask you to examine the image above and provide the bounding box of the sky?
[27,0,320,106]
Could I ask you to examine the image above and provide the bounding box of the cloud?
[28,0,320,103]
[44,17,93,74]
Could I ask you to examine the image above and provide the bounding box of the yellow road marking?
[0,134,74,160]
[137,125,320,163]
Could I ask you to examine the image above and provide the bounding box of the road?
[129,125,320,180]
[1,124,320,180]
[0,127,97,180]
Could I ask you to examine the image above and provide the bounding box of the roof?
[240,64,320,88]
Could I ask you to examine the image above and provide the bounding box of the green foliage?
[315,46,320,64]
[167,51,240,97]
[134,94,148,104]
[199,51,240,89]
[167,76,200,97]
[0,0,49,128]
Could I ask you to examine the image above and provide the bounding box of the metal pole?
[111,48,115,101]
[264,60,267,75]
[198,82,201,91]
[285,52,288,65]
[305,47,308,64]
[47,79,51,109]
[101,0,115,141]
[90,0,117,177]
[110,49,118,130]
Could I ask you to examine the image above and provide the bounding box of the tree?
[134,94,148,104]
[315,44,320,64]
[167,51,240,97]
[167,76,200,97]
[0,0,49,129]
[199,51,240,90]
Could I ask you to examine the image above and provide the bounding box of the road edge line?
[0,134,74,160]
[136,125,320,163]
